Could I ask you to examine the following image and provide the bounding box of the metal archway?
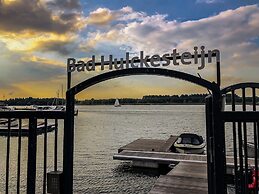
[63,68,223,194]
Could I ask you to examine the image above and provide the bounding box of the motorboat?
[35,105,78,115]
[174,133,205,154]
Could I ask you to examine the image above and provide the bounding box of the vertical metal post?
[27,117,37,194]
[43,119,48,194]
[237,122,244,194]
[241,88,248,193]
[67,72,71,90]
[216,61,221,87]
[205,95,214,194]
[54,119,58,171]
[6,118,11,194]
[63,92,75,194]
[17,119,22,194]
[252,88,258,194]
[231,90,238,193]
[212,89,227,194]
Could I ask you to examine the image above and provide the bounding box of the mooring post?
[63,92,75,194]
[27,117,37,194]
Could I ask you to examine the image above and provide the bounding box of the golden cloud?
[87,8,115,25]
[21,55,65,67]
[80,30,119,51]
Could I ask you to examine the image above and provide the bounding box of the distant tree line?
[1,93,259,106]
[77,94,209,105]
[225,94,259,104]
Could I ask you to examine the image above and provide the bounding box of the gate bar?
[27,117,37,194]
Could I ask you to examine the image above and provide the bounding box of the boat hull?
[175,147,205,154]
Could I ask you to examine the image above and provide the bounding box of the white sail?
[114,99,121,107]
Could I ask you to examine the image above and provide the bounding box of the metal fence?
[221,83,259,194]
[0,111,65,194]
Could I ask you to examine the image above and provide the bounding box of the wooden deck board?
[159,136,178,152]
[114,150,207,164]
[149,162,208,194]
[118,138,166,153]
[168,162,207,179]
[114,150,257,167]
[118,136,178,153]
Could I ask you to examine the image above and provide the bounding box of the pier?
[150,162,208,194]
[114,137,259,193]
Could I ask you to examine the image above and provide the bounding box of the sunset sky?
[0,0,259,99]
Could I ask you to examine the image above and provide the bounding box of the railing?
[0,111,65,194]
[221,83,259,194]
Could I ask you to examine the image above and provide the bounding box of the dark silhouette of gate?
[63,68,227,194]
[63,64,259,194]
[220,83,259,194]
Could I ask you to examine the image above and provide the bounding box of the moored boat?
[174,133,205,154]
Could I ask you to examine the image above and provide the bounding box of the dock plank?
[114,150,207,164]
[158,136,178,152]
[118,138,166,153]
[114,150,258,167]
[149,162,208,194]
[118,136,178,153]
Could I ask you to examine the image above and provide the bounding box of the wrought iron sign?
[67,46,220,72]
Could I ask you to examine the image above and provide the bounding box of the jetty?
[114,137,259,193]
[0,121,56,136]
[150,162,208,194]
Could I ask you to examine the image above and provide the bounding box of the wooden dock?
[0,122,55,136]
[149,162,208,194]
[118,136,178,153]
[114,137,257,193]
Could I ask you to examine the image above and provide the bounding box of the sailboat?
[114,99,121,107]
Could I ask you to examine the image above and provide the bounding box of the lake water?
[0,105,257,193]
[71,105,206,193]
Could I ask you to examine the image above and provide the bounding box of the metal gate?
[205,82,259,194]
[63,67,220,194]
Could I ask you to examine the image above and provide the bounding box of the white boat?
[114,99,121,107]
[174,133,205,154]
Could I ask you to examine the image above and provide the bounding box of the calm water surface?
[73,105,206,193]
[1,105,257,193]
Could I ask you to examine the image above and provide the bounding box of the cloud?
[0,0,85,34]
[80,5,259,87]
[46,0,80,10]
[1,3,259,98]
[34,39,78,55]
[196,0,222,4]
[87,8,115,25]
[85,6,146,26]
[0,42,65,89]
